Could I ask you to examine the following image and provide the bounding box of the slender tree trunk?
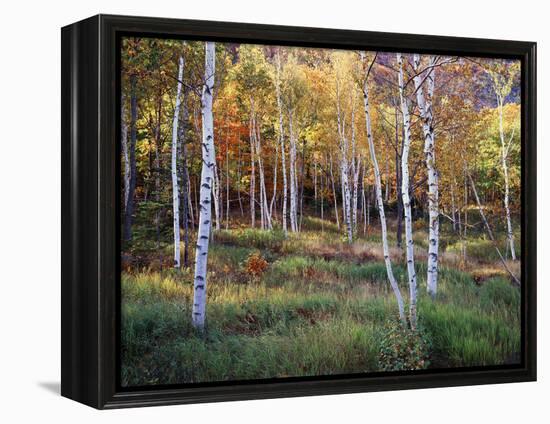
[361,52,405,323]
[288,109,298,232]
[350,97,360,235]
[270,128,279,220]
[463,166,468,262]
[298,138,306,230]
[275,51,288,233]
[123,75,138,242]
[153,96,162,249]
[397,52,417,329]
[255,116,272,229]
[171,55,184,268]
[498,96,517,260]
[248,99,258,229]
[319,161,325,233]
[384,143,390,202]
[192,41,216,330]
[361,159,368,235]
[226,131,230,230]
[178,83,191,267]
[413,54,439,298]
[329,154,340,230]
[336,77,352,243]
[340,157,353,243]
[237,143,244,216]
[121,93,130,212]
[395,109,404,248]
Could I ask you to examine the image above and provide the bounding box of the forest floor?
[121,216,521,387]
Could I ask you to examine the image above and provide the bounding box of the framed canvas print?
[61,14,536,409]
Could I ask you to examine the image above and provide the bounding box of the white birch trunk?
[350,97,360,235]
[361,52,405,323]
[361,159,368,235]
[288,110,298,232]
[171,55,184,268]
[329,154,340,230]
[192,42,215,330]
[275,52,288,233]
[498,96,517,260]
[255,117,272,229]
[341,158,353,243]
[336,77,353,243]
[249,106,256,228]
[226,135,230,229]
[121,94,130,212]
[320,160,324,230]
[397,53,417,328]
[270,131,278,219]
[413,54,439,298]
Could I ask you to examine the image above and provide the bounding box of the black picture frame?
[61,14,537,409]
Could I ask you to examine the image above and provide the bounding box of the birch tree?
[123,74,138,242]
[275,50,288,233]
[397,53,417,329]
[288,110,298,232]
[350,92,360,235]
[335,71,353,243]
[329,153,340,230]
[485,62,519,260]
[254,112,272,229]
[360,52,405,323]
[249,109,256,228]
[121,93,130,212]
[280,56,306,232]
[192,41,216,330]
[413,54,439,298]
[170,55,184,268]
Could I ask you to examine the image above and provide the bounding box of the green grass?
[121,223,521,386]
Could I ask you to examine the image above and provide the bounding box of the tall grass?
[121,225,521,386]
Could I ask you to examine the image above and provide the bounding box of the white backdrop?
[0,1,546,422]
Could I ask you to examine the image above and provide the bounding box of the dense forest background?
[120,38,521,386]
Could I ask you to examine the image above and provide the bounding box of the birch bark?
[413,54,439,298]
[275,51,288,233]
[171,55,184,268]
[192,42,216,330]
[123,75,138,242]
[329,154,340,230]
[249,100,256,228]
[121,93,130,212]
[397,53,417,328]
[361,52,405,323]
[336,76,353,243]
[255,117,272,229]
[288,110,298,232]
[498,96,517,260]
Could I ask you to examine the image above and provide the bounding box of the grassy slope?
[121,217,520,386]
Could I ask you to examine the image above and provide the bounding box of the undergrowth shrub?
[378,321,431,371]
[242,251,269,280]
